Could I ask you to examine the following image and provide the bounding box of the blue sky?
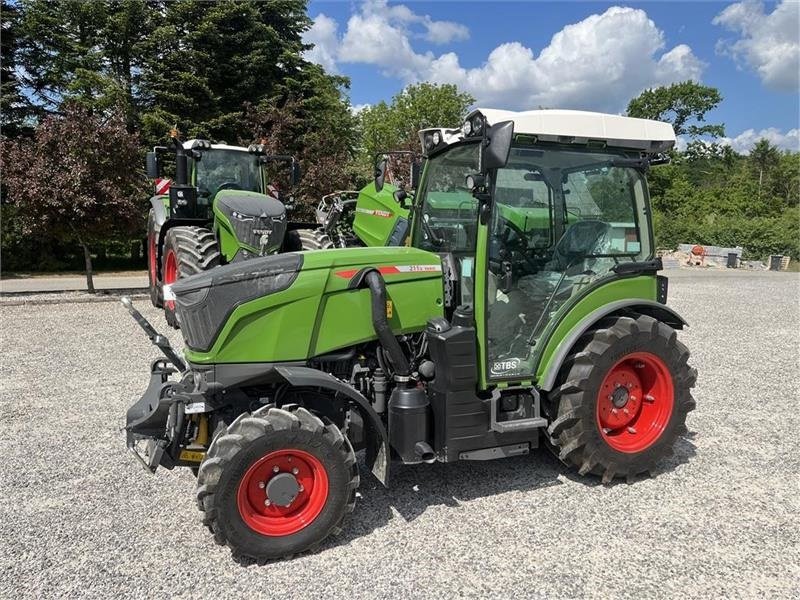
[305,0,799,153]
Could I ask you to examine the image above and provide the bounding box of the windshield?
[415,143,480,253]
[195,149,264,199]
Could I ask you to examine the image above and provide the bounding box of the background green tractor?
[302,151,419,249]
[124,108,696,563]
[145,134,307,327]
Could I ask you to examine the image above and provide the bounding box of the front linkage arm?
[121,296,186,372]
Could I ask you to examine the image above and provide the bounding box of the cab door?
[479,146,653,386]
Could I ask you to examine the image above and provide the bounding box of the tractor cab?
[409,109,674,383]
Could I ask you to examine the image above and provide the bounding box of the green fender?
[536,297,688,392]
[274,365,391,486]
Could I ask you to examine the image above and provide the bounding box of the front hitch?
[122,297,188,473]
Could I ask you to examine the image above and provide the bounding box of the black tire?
[297,228,335,250]
[196,405,358,563]
[146,210,162,308]
[162,226,221,328]
[546,314,696,483]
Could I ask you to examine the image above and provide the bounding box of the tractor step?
[491,417,548,433]
[489,389,548,433]
[459,442,530,461]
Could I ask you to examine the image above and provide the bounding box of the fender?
[275,365,391,486]
[537,299,688,392]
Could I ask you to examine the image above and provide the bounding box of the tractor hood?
[174,247,445,358]
[173,253,303,352]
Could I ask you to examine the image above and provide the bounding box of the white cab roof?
[183,139,249,152]
[471,108,676,152]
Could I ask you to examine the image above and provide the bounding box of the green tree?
[1,105,148,290]
[246,64,360,215]
[358,83,475,167]
[1,1,32,136]
[626,81,724,138]
[14,0,154,129]
[139,0,312,147]
[749,139,781,199]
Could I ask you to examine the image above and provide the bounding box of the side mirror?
[146,152,160,179]
[479,120,514,173]
[374,157,387,192]
[410,161,421,189]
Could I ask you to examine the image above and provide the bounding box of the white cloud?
[422,20,469,45]
[720,127,800,154]
[304,4,704,113]
[713,1,800,91]
[304,13,339,73]
[351,103,370,116]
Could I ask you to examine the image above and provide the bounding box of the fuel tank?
[172,247,445,365]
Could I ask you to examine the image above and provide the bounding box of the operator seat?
[546,219,611,274]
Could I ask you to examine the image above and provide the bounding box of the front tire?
[162,226,221,328]
[547,314,696,483]
[196,405,358,563]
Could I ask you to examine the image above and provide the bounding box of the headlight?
[231,211,254,221]
[461,121,473,136]
[432,131,441,145]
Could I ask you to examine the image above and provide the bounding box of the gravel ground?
[1,269,798,599]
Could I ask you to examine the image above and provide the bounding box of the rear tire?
[547,314,696,483]
[146,210,162,308]
[196,405,358,563]
[162,226,221,328]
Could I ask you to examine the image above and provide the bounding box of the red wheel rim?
[236,449,329,537]
[163,249,177,310]
[148,233,157,286]
[596,352,674,453]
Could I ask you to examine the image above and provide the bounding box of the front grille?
[230,214,287,254]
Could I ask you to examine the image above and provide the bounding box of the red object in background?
[154,178,171,195]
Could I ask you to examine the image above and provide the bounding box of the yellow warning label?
[386,300,393,319]
[179,449,205,463]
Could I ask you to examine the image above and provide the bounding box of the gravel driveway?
[1,269,798,599]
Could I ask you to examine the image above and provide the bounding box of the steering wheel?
[497,218,540,273]
[217,181,242,191]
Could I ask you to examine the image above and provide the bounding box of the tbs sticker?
[491,358,521,375]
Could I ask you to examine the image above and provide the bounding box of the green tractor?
[145,133,306,327]
[302,150,419,249]
[124,109,696,562]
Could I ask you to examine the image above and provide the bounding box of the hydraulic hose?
[364,270,411,377]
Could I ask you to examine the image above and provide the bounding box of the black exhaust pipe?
[364,270,410,377]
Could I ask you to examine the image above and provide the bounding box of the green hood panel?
[182,247,445,364]
[352,182,410,247]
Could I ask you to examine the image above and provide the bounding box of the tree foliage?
[650,139,800,259]
[245,64,360,217]
[358,83,475,167]
[627,81,724,138]
[139,0,312,146]
[1,105,148,289]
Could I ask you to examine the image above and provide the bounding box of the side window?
[563,167,643,257]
